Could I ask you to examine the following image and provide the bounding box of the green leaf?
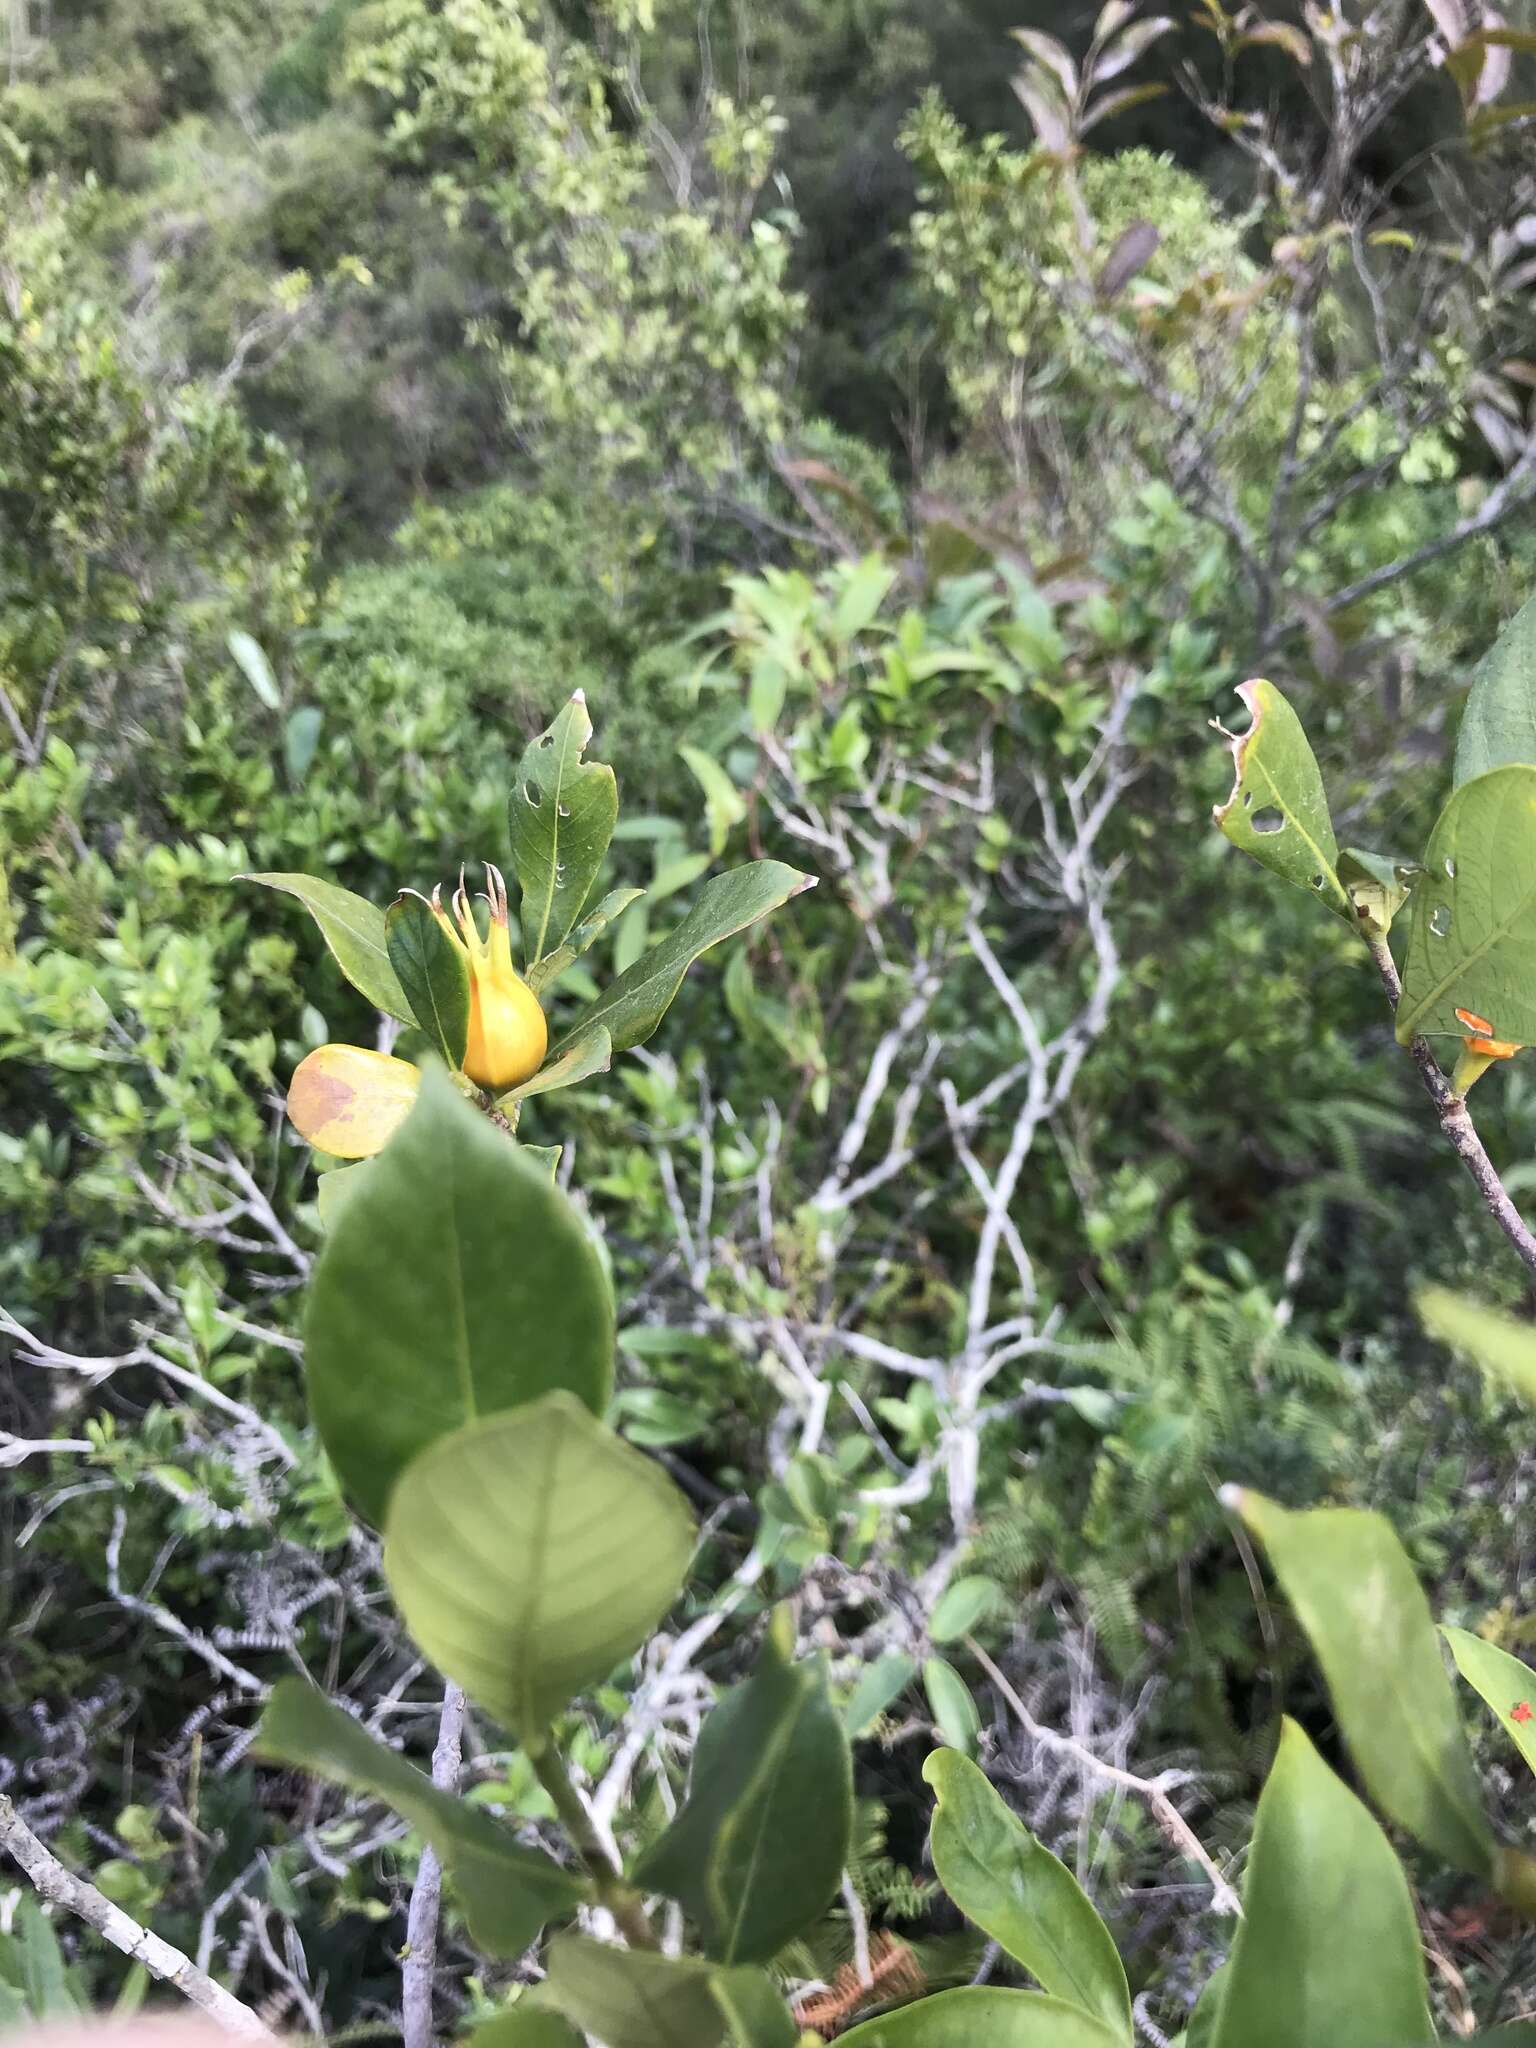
[543,1933,726,2048]
[1454,593,1536,786]
[499,1029,612,1106]
[315,1161,373,1231]
[1184,1965,1228,2048]
[929,1575,1003,1643]
[509,695,617,966]
[528,888,645,996]
[255,1679,582,1956]
[709,1969,800,2048]
[555,862,815,1056]
[843,1651,918,1735]
[464,2009,587,2048]
[837,1988,1123,2046]
[228,628,280,710]
[383,1394,694,1745]
[284,705,323,785]
[679,745,748,857]
[242,872,415,1022]
[1212,680,1351,921]
[305,1069,614,1525]
[1209,1721,1435,2048]
[922,1657,980,1757]
[924,1749,1131,2042]
[635,1607,853,1963]
[13,1899,79,2018]
[1337,847,1417,938]
[1228,1488,1494,1877]
[1395,765,1536,1044]
[386,893,471,1069]
[1443,1626,1536,1776]
[1418,1286,1536,1408]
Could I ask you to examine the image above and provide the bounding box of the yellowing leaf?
[287,1044,421,1159]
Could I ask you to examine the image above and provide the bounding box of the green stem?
[531,1742,658,1950]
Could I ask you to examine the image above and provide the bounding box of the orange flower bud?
[434,864,547,1091]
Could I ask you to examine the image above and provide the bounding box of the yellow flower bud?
[434,864,547,1091]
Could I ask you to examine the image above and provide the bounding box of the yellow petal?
[287,1044,421,1159]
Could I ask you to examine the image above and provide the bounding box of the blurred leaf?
[1395,766,1536,1046]
[306,1069,614,1524]
[679,744,747,857]
[1209,1721,1435,2048]
[243,871,414,1021]
[384,1394,694,1744]
[509,694,617,965]
[256,1679,582,1956]
[228,628,280,709]
[1418,1286,1536,1405]
[831,556,898,642]
[1229,1489,1494,1877]
[929,1575,1002,1643]
[1443,1626,1536,1776]
[923,1656,980,1757]
[500,1028,612,1105]
[315,1160,373,1229]
[465,2008,587,2048]
[925,1749,1131,2040]
[843,1651,918,1735]
[544,1933,726,2048]
[1212,682,1351,921]
[555,862,815,1055]
[837,1988,1122,2045]
[636,1608,853,1962]
[284,706,323,785]
[710,1969,799,2048]
[386,893,471,1069]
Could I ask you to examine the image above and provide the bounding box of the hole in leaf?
[1430,904,1452,938]
[524,783,542,807]
[539,733,554,748]
[1311,874,1324,888]
[1251,807,1285,835]
[1242,791,1253,808]
[1444,857,1456,879]
[558,803,571,818]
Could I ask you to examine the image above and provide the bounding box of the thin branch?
[401,1684,466,2048]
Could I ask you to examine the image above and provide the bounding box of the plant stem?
[401,1683,465,2048]
[1367,935,1536,1280]
[531,1742,658,1950]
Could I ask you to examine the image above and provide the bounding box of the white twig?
[401,1684,466,2048]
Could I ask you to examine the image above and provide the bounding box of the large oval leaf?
[1395,765,1536,1045]
[543,1934,726,2048]
[836,1988,1122,2046]
[1210,1721,1435,2048]
[635,1608,853,1963]
[241,871,414,1022]
[255,1679,582,1956]
[383,1395,695,1745]
[1228,1489,1493,1878]
[305,1068,614,1524]
[509,695,617,967]
[1212,681,1351,922]
[1454,591,1536,785]
[923,1749,1131,2041]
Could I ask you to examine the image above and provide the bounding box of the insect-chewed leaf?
[836,1988,1123,2046]
[1454,591,1536,786]
[383,1394,694,1745]
[543,1934,727,2048]
[1212,681,1351,921]
[1227,1489,1494,1879]
[255,1679,582,1956]
[287,1044,421,1160]
[635,1608,853,1963]
[1209,1722,1435,2048]
[1395,765,1536,1046]
[924,1749,1131,2042]
[242,871,414,1021]
[509,695,617,967]
[386,892,471,1068]
[305,1068,614,1525]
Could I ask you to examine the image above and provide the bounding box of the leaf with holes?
[305,1069,613,1525]
[635,1608,853,1963]
[543,1933,727,2048]
[1338,847,1418,938]
[1210,1722,1435,2048]
[925,1750,1131,2041]
[553,862,815,1056]
[242,872,414,1021]
[1213,682,1351,920]
[527,888,645,996]
[383,1394,694,1745]
[1443,1627,1536,1779]
[255,1679,583,1955]
[1395,765,1536,1046]
[1454,592,1536,785]
[386,892,470,1068]
[1228,1489,1494,1879]
[509,696,617,967]
[837,1989,1122,2046]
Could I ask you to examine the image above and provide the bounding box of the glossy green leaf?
[1454,592,1536,785]
[636,1608,853,1963]
[555,862,815,1056]
[1210,1721,1434,2048]
[386,892,471,1068]
[527,887,645,996]
[384,1394,694,1744]
[1338,847,1417,938]
[1229,1488,1493,1877]
[228,627,280,709]
[1418,1286,1536,1407]
[305,1069,614,1525]
[1443,1626,1536,1776]
[837,1988,1122,2046]
[1212,680,1351,921]
[510,695,617,966]
[499,1028,612,1106]
[465,2009,586,2048]
[242,871,414,1022]
[709,1968,799,2048]
[922,1656,980,1757]
[924,1748,1131,2041]
[255,1678,582,1955]
[1395,765,1536,1045]
[543,1933,726,2048]
[929,1575,1003,1643]
[843,1650,918,1735]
